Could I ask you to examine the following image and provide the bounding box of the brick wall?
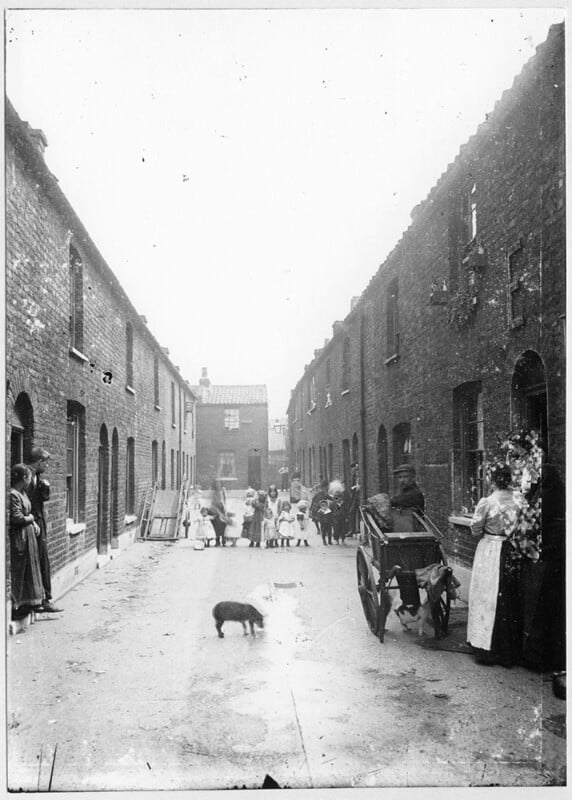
[6,102,196,602]
[287,24,565,570]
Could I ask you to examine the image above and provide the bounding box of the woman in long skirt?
[9,464,44,616]
[467,464,522,667]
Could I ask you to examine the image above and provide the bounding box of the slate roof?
[191,384,268,406]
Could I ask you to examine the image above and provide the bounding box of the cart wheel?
[356,546,381,639]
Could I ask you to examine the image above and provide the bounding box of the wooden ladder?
[140,483,157,539]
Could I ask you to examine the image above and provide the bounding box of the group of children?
[242,487,311,548]
[192,481,351,550]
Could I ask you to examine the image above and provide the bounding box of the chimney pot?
[199,367,211,388]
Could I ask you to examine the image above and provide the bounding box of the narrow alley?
[7,496,565,791]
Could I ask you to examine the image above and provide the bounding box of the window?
[377,425,389,493]
[125,438,135,515]
[66,401,85,523]
[342,337,351,391]
[11,392,33,466]
[508,240,526,328]
[453,382,484,512]
[218,451,236,478]
[386,278,400,361]
[161,441,166,490]
[69,245,84,352]
[154,357,160,407]
[342,438,350,486]
[170,449,175,490]
[325,359,331,388]
[461,182,478,243]
[177,450,181,489]
[328,443,334,482]
[171,382,176,426]
[126,322,134,389]
[151,440,158,484]
[224,408,240,430]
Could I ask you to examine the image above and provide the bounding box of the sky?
[5,5,566,418]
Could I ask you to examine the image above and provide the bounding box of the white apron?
[467,533,504,650]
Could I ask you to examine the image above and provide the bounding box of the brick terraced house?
[5,99,197,612]
[287,24,565,596]
[192,369,268,491]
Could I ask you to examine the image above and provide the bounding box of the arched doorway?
[111,428,119,546]
[10,392,34,466]
[377,425,389,493]
[97,425,110,554]
[511,350,548,446]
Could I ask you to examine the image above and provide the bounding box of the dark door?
[97,447,109,554]
[248,455,262,489]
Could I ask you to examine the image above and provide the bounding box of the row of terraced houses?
[5,99,268,616]
[286,23,565,595]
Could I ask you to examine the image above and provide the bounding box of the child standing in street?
[195,506,216,549]
[295,499,310,546]
[262,507,278,548]
[317,499,333,545]
[241,488,255,541]
[277,501,295,547]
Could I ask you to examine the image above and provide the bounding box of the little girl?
[195,506,216,548]
[241,488,255,540]
[277,501,295,548]
[262,507,277,548]
[295,499,310,547]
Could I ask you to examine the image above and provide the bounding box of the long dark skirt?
[472,541,522,667]
[11,526,44,611]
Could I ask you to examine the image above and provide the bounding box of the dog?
[212,601,264,639]
[391,563,460,639]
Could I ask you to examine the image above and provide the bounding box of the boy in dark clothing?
[316,499,333,545]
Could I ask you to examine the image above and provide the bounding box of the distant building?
[192,369,268,490]
[5,100,197,611]
[267,418,288,488]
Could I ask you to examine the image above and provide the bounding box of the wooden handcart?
[357,504,454,643]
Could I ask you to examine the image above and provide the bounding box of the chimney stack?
[25,122,48,155]
[350,296,360,311]
[199,367,211,388]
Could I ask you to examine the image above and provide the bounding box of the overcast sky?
[6,5,565,418]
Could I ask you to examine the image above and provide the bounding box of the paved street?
[7,494,566,791]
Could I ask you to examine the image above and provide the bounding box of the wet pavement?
[7,493,567,791]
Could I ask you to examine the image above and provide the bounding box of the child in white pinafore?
[194,506,216,549]
[262,507,278,548]
[295,499,310,547]
[277,501,295,548]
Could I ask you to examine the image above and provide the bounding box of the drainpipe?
[359,310,368,498]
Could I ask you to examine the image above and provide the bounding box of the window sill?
[154,404,161,412]
[384,353,400,366]
[126,385,135,395]
[67,521,86,537]
[448,514,473,528]
[341,389,350,396]
[124,514,137,526]
[69,347,89,363]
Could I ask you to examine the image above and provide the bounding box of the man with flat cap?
[390,464,425,514]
